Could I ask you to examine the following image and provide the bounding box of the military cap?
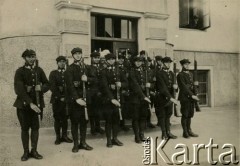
[155,55,163,61]
[161,57,173,63]
[147,57,152,62]
[22,49,36,58]
[139,50,146,56]
[56,56,67,62]
[180,59,191,65]
[133,56,143,62]
[105,53,116,60]
[90,52,100,58]
[71,47,82,55]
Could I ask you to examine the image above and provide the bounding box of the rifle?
[173,60,181,117]
[115,50,123,120]
[144,53,152,114]
[35,59,42,120]
[193,55,201,112]
[82,58,89,120]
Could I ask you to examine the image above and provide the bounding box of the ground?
[0,106,239,166]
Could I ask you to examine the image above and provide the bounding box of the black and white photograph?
[0,0,239,165]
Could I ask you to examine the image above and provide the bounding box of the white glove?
[192,95,200,101]
[30,103,41,113]
[144,97,151,103]
[173,84,178,90]
[111,99,121,107]
[116,82,121,88]
[145,83,151,88]
[170,98,180,105]
[35,85,41,91]
[76,98,86,106]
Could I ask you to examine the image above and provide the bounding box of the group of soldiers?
[14,47,200,161]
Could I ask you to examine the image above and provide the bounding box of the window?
[91,14,137,39]
[179,0,210,30]
[190,70,209,106]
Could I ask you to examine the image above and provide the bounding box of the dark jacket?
[100,65,128,104]
[156,69,174,105]
[177,71,194,102]
[65,63,96,104]
[13,65,49,108]
[49,69,66,103]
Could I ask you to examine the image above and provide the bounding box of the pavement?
[0,106,239,166]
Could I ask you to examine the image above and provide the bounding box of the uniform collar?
[107,66,115,70]
[58,68,65,72]
[24,63,34,70]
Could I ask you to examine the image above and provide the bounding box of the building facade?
[0,0,238,127]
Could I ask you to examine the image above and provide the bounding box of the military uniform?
[65,47,94,152]
[14,49,49,161]
[128,56,151,143]
[88,52,105,135]
[49,56,72,145]
[177,59,199,138]
[155,57,177,139]
[100,53,128,147]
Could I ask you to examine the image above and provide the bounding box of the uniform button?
[33,79,35,81]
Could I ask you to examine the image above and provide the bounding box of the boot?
[21,130,30,161]
[21,150,29,161]
[139,120,147,141]
[30,130,42,159]
[61,119,73,143]
[105,122,112,148]
[112,123,123,146]
[181,118,190,139]
[79,121,93,150]
[166,118,177,139]
[30,149,43,160]
[160,118,168,140]
[161,131,168,140]
[112,138,123,146]
[54,120,61,145]
[132,120,141,144]
[187,118,198,137]
[71,123,79,153]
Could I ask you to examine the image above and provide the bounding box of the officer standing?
[65,47,93,152]
[88,51,105,135]
[118,53,130,131]
[128,56,151,144]
[100,53,128,147]
[177,59,199,138]
[49,56,73,145]
[14,49,49,161]
[155,57,179,139]
[153,55,163,127]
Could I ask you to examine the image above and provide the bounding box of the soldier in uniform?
[177,59,199,138]
[155,57,179,139]
[118,53,130,131]
[49,56,73,145]
[122,49,133,70]
[65,47,93,152]
[100,53,128,147]
[128,56,151,143]
[139,50,156,128]
[88,51,105,135]
[14,49,49,161]
[153,55,163,127]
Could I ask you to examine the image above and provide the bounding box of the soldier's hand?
[110,84,116,90]
[170,98,180,105]
[59,86,63,92]
[30,103,41,113]
[60,97,65,102]
[192,95,200,101]
[76,98,86,106]
[173,84,178,90]
[116,82,121,88]
[144,97,151,103]
[27,86,32,92]
[81,75,88,82]
[150,91,155,96]
[35,85,41,91]
[145,83,151,88]
[111,99,121,107]
[153,77,156,82]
